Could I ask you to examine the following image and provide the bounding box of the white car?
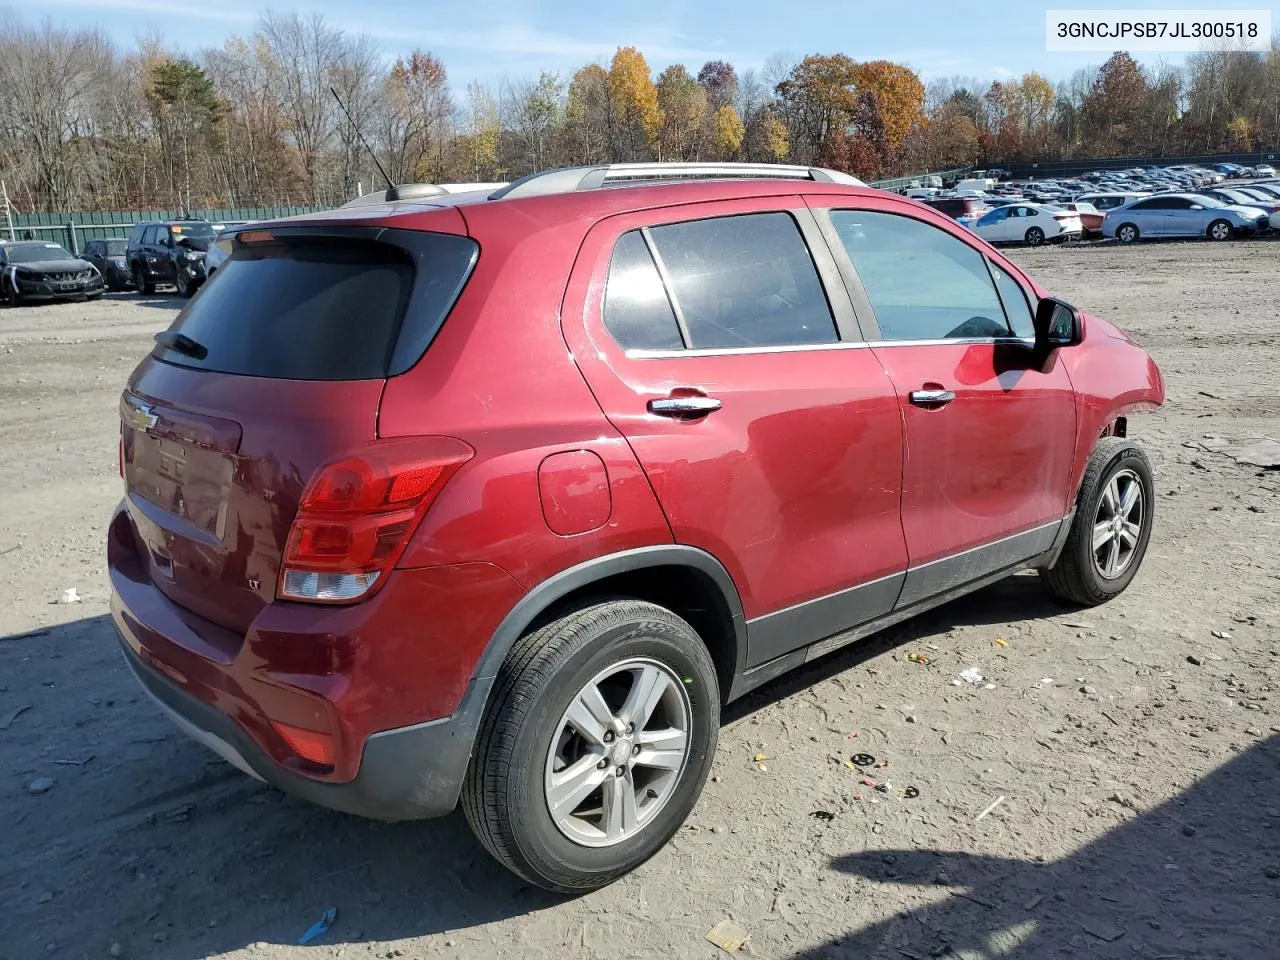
[1255,164,1276,178]
[970,202,1083,246]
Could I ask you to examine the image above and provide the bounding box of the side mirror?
[1034,297,1083,351]
[1190,204,1203,210]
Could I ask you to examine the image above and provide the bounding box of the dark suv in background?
[82,238,132,290]
[126,219,223,297]
[111,163,1164,893]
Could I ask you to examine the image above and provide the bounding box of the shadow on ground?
[3,574,1274,958]
[789,733,1280,960]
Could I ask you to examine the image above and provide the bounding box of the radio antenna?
[330,86,393,191]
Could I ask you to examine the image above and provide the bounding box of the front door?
[561,198,908,666]
[814,199,1077,608]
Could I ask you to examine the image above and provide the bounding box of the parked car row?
[1102,191,1271,242]
[909,170,1280,245]
[1,218,230,306]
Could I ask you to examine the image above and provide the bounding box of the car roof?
[0,240,70,252]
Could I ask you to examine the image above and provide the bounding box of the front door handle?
[909,388,956,407]
[649,395,722,417]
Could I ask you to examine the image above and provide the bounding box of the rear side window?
[154,231,477,380]
[645,212,836,349]
[603,231,683,350]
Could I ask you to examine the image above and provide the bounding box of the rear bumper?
[116,631,485,820]
[107,499,523,820]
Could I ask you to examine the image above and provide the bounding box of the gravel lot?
[1,241,1277,960]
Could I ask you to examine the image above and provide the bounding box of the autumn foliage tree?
[656,64,706,160]
[4,11,1279,214]
[608,46,661,160]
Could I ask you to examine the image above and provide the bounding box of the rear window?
[154,231,477,380]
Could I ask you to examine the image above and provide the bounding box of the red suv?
[110,163,1164,892]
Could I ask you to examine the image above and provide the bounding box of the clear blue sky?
[33,0,1280,88]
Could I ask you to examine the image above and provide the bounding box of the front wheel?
[1207,219,1234,242]
[175,270,192,298]
[1025,226,1045,246]
[132,264,155,295]
[1041,437,1154,606]
[1115,223,1139,243]
[462,599,720,893]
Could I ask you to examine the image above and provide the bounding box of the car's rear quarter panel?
[378,203,675,592]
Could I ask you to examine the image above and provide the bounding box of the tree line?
[3,11,1279,212]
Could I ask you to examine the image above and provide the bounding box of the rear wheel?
[1042,437,1154,606]
[1024,226,1046,246]
[1207,219,1234,241]
[462,599,719,892]
[1115,223,1139,243]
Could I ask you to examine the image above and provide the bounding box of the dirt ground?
[1,240,1277,960]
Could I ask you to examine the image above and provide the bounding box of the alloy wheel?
[544,658,692,848]
[1092,469,1144,579]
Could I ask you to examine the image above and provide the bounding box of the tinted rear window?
[154,231,477,380]
[646,212,837,349]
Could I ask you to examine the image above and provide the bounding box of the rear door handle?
[909,389,956,406]
[648,396,722,417]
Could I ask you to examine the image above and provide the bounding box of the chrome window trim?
[867,336,1035,348]
[624,336,1035,359]
[625,341,872,359]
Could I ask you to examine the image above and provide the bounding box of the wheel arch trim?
[469,544,748,685]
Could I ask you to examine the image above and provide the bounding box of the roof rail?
[489,163,865,200]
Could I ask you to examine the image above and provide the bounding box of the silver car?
[1103,193,1268,243]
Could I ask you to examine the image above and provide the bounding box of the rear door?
[561,198,908,666]
[121,224,478,633]
[812,198,1076,607]
[1160,196,1199,236]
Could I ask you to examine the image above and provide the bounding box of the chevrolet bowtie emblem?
[121,397,158,431]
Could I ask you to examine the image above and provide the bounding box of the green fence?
[4,206,322,254]
[7,175,971,254]
[870,167,974,191]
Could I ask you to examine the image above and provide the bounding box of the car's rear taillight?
[278,437,473,603]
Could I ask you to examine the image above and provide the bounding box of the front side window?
[831,210,1010,342]
[643,212,837,350]
[991,263,1035,338]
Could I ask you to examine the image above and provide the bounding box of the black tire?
[1115,223,1139,243]
[462,599,720,893]
[1025,226,1045,246]
[132,263,155,295]
[1207,219,1234,242]
[1041,436,1155,606]
[175,270,192,298]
